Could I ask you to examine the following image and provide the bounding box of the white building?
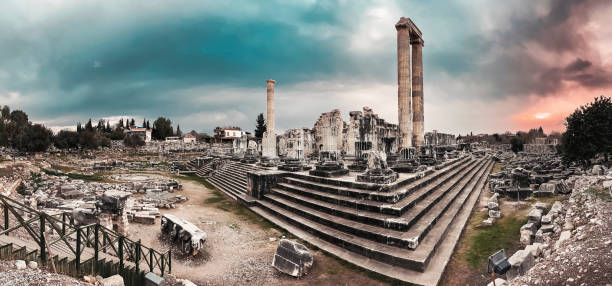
[126,127,152,142]
[183,134,196,144]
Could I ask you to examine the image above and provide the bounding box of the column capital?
[410,37,424,46]
[267,79,276,84]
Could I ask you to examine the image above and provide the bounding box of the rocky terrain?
[508,171,612,285]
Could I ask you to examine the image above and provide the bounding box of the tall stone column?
[262,79,278,159]
[395,17,413,151]
[266,79,276,132]
[411,38,424,147]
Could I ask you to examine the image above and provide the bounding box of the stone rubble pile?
[491,171,612,285]
[483,193,501,226]
[488,154,581,198]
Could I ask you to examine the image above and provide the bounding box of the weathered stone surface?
[520,230,532,246]
[541,214,552,225]
[520,222,537,233]
[27,261,37,269]
[272,239,314,277]
[506,250,535,280]
[144,272,164,286]
[101,274,124,286]
[246,171,281,199]
[489,210,501,219]
[540,224,554,233]
[482,217,495,226]
[14,260,26,270]
[524,244,541,258]
[161,214,207,255]
[527,208,543,224]
[487,278,507,286]
[534,202,549,214]
[591,164,606,175]
[555,230,571,249]
[487,201,499,210]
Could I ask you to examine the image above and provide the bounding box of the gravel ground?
[0,260,92,286]
[510,174,612,285]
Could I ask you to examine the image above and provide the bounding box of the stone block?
[527,209,542,224]
[520,222,537,233]
[487,278,507,286]
[27,261,37,269]
[488,210,501,219]
[534,229,544,243]
[272,239,314,277]
[246,170,281,199]
[520,230,532,246]
[541,214,552,225]
[540,224,554,233]
[555,231,571,249]
[133,214,155,224]
[524,244,541,258]
[481,218,495,226]
[101,274,124,286]
[144,272,164,286]
[487,201,499,210]
[14,260,26,270]
[534,202,549,214]
[506,250,535,280]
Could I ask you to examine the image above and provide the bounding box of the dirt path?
[128,177,389,286]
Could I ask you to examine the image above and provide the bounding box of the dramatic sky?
[1,0,611,135]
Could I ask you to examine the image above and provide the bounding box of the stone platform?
[246,155,493,285]
[308,162,349,177]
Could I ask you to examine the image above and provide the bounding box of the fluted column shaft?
[396,24,412,149]
[266,79,276,132]
[411,39,424,147]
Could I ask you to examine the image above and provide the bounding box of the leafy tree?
[176,124,182,137]
[152,117,173,140]
[12,124,53,152]
[130,118,135,127]
[123,134,145,148]
[146,120,150,129]
[1,105,10,120]
[106,121,111,133]
[54,130,80,149]
[561,96,612,165]
[510,137,523,153]
[108,127,126,140]
[254,113,266,139]
[85,119,94,131]
[7,110,29,139]
[0,121,8,146]
[117,118,124,129]
[142,118,147,128]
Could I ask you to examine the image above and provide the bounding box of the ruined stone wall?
[343,107,398,157]
[523,144,557,154]
[314,109,345,153]
[277,128,315,159]
[424,131,456,146]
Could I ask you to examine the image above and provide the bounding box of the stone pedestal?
[347,157,368,172]
[278,159,312,172]
[392,147,419,173]
[247,170,282,199]
[309,162,349,177]
[356,168,398,184]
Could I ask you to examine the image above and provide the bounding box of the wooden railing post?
[61,213,66,235]
[39,213,46,264]
[76,228,81,275]
[118,236,124,272]
[149,248,154,272]
[4,205,8,235]
[135,239,141,273]
[94,224,99,274]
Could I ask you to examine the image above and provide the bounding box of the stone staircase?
[206,161,263,200]
[0,234,149,285]
[250,155,494,285]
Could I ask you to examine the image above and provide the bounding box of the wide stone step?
[269,158,483,227]
[207,178,240,199]
[276,158,477,213]
[209,176,244,196]
[249,158,492,285]
[280,156,471,203]
[265,158,488,246]
[256,157,493,273]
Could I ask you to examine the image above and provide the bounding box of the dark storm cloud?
[482,0,612,96]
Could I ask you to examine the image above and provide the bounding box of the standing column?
[266,79,276,132]
[411,38,424,147]
[395,17,413,151]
